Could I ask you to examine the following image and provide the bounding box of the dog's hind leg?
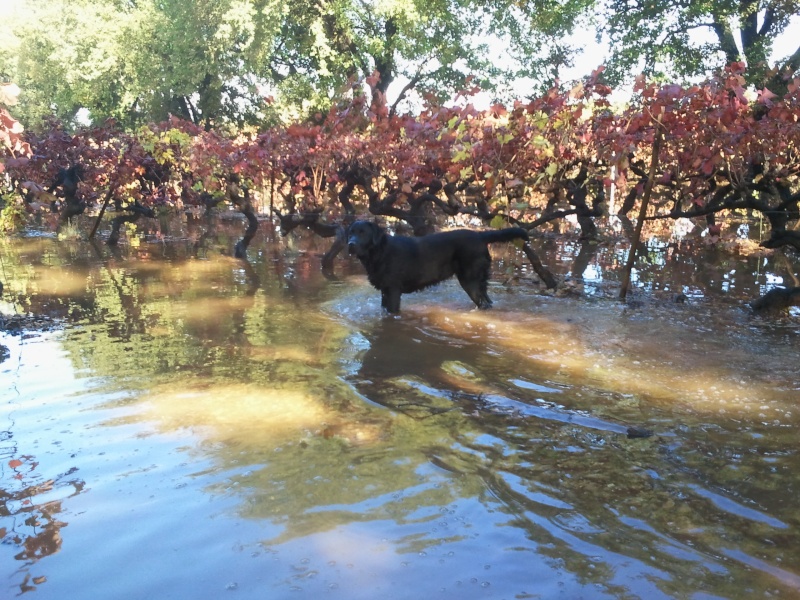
[478,280,493,309]
[457,255,493,309]
[457,273,492,309]
[381,289,402,314]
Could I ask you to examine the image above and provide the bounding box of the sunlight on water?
[413,302,799,418]
[12,267,91,299]
[138,383,333,445]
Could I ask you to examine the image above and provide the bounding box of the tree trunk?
[57,198,86,232]
[234,205,259,258]
[522,242,558,289]
[620,120,663,301]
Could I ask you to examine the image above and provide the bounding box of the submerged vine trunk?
[620,120,663,302]
[52,164,86,233]
[227,177,259,259]
[522,242,558,289]
[234,205,258,259]
[107,205,155,245]
[321,225,347,273]
[89,187,116,239]
[567,171,603,240]
[761,231,800,252]
[57,197,86,232]
[750,286,800,314]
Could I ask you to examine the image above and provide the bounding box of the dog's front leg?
[381,289,402,314]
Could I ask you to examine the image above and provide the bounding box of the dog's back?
[386,234,456,292]
[391,228,528,293]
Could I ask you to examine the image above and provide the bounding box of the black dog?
[347,220,529,313]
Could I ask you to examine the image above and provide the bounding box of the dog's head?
[347,221,386,257]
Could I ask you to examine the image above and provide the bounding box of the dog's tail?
[479,227,529,244]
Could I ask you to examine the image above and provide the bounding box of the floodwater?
[2,223,800,599]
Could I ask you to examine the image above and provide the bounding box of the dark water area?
[2,221,800,599]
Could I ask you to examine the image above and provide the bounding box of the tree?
[1,0,276,130]
[2,0,141,127]
[129,0,272,129]
[600,0,800,93]
[242,0,504,116]
[498,1,800,95]
[482,0,599,90]
[0,0,508,129]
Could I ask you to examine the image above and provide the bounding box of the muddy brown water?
[1,226,800,599]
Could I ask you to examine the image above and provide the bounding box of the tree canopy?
[597,0,800,91]
[0,0,798,130]
[0,0,505,129]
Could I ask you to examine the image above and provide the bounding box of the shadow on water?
[1,223,800,599]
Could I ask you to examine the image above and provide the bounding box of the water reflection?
[1,333,89,596]
[537,229,796,307]
[0,449,84,595]
[351,311,800,597]
[1,227,800,599]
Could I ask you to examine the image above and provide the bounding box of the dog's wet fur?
[347,220,529,313]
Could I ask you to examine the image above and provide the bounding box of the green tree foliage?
[3,0,136,126]
[495,1,799,94]
[0,0,507,129]
[482,0,598,88]
[266,0,501,114]
[1,0,277,129]
[599,0,800,91]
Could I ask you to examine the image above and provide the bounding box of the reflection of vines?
[1,454,85,594]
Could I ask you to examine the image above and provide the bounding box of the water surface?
[2,230,799,599]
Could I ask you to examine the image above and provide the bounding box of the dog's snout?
[347,237,357,254]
